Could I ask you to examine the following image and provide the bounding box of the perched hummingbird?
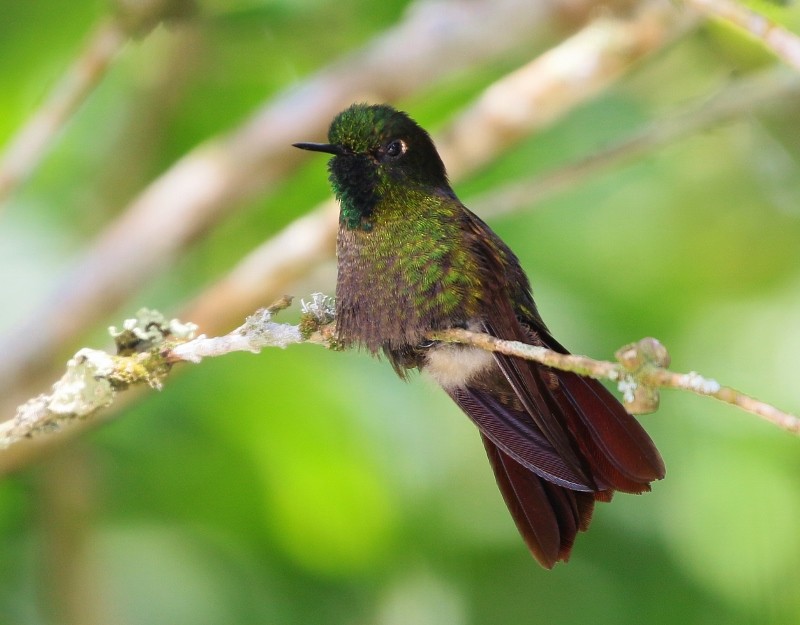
[294,103,664,568]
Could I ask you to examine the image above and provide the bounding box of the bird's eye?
[385,139,406,158]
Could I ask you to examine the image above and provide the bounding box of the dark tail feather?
[532,330,666,490]
[482,435,596,568]
[446,362,663,566]
[544,368,666,493]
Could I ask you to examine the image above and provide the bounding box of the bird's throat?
[329,154,380,231]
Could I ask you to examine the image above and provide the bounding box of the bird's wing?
[483,314,665,492]
[447,379,593,490]
[462,208,665,493]
[440,207,664,567]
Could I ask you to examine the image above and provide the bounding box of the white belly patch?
[424,344,495,390]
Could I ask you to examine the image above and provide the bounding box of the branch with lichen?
[1,311,192,449]
[3,293,797,451]
[0,295,335,449]
[168,294,338,364]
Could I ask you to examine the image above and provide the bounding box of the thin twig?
[4,301,797,451]
[688,0,800,71]
[431,328,800,435]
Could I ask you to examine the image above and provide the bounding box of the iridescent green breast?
[335,189,484,353]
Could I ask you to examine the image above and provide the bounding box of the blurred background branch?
[0,18,128,206]
[472,66,800,218]
[0,0,197,207]
[688,0,800,70]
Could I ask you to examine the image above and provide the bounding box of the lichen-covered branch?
[0,309,195,449]
[2,348,156,449]
[0,297,336,450]
[169,294,337,364]
[3,296,797,452]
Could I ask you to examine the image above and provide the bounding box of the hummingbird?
[294,103,664,568]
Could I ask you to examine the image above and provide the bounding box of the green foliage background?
[1,1,800,623]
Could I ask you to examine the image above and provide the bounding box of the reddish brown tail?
[448,368,664,567]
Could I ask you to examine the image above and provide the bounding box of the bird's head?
[294,103,450,230]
